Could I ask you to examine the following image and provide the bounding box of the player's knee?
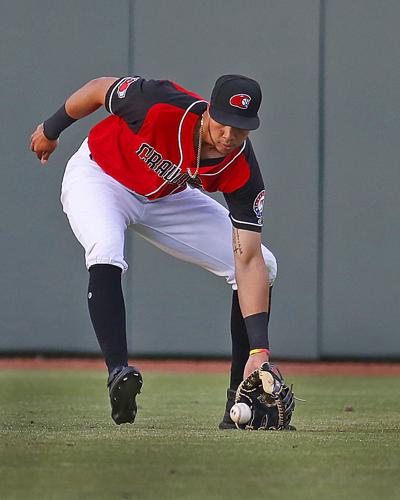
[227,249,277,289]
[85,240,128,273]
[262,247,277,285]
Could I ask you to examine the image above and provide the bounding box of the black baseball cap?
[209,74,262,130]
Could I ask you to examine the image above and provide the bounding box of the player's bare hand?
[243,351,269,379]
[30,123,59,165]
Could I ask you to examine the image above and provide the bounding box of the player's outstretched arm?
[232,228,270,378]
[30,77,118,164]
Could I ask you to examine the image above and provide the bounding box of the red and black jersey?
[88,76,265,232]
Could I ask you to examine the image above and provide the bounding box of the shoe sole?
[218,421,237,430]
[109,369,143,425]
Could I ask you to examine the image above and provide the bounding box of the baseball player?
[30,75,278,427]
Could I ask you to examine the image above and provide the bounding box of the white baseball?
[230,403,252,425]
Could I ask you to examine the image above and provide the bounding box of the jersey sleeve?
[223,140,265,233]
[105,76,163,128]
[104,76,202,131]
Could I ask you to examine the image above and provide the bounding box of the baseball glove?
[234,362,295,430]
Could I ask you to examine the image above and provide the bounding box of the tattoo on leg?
[233,229,243,255]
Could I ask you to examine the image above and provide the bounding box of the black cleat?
[107,366,143,425]
[218,388,237,430]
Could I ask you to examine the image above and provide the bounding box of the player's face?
[208,117,250,155]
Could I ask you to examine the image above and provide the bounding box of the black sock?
[229,288,272,391]
[87,264,128,373]
[229,290,249,391]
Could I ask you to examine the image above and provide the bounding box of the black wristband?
[43,104,77,140]
[244,312,270,350]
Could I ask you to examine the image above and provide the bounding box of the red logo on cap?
[229,94,251,109]
[117,77,139,98]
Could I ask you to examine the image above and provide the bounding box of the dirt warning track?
[0,358,399,376]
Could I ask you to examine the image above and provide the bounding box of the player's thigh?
[135,187,277,285]
[61,141,141,271]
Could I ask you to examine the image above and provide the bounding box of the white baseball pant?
[60,139,277,288]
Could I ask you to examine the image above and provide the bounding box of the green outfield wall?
[0,0,398,358]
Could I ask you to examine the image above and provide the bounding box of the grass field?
[0,370,399,500]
